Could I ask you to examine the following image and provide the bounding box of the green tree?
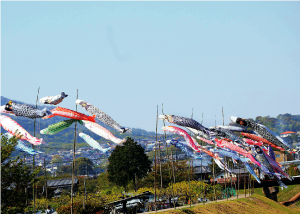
[1,133,40,213]
[141,161,193,188]
[107,137,152,191]
[74,157,94,176]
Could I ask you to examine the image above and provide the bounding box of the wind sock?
[162,126,221,159]
[213,157,232,173]
[43,107,96,122]
[0,105,15,115]
[76,99,131,134]
[79,132,110,153]
[39,92,68,105]
[231,116,290,151]
[40,119,83,135]
[0,115,43,145]
[212,148,260,183]
[195,136,214,145]
[214,127,245,145]
[243,138,263,146]
[252,146,288,189]
[214,138,263,168]
[168,140,202,159]
[241,132,285,151]
[267,145,276,161]
[5,101,52,119]
[215,125,254,133]
[186,127,210,140]
[159,115,215,136]
[81,120,126,145]
[3,133,42,155]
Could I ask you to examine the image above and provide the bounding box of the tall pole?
[244,164,246,198]
[162,103,175,209]
[213,159,216,201]
[44,159,48,199]
[154,105,158,212]
[33,86,40,213]
[159,139,163,189]
[71,89,78,214]
[189,158,191,207]
[189,108,193,206]
[248,172,250,196]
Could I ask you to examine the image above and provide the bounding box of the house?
[215,168,250,183]
[46,177,79,198]
[274,151,294,162]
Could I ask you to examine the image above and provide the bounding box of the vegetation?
[1,133,40,214]
[255,114,300,136]
[107,137,152,190]
[156,194,300,214]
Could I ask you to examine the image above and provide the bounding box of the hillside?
[1,96,163,153]
[159,194,300,214]
[255,114,300,135]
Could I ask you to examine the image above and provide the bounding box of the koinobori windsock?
[162,126,221,160]
[0,115,43,145]
[3,133,42,155]
[231,116,290,151]
[39,92,68,105]
[168,140,203,160]
[0,105,15,115]
[252,145,288,189]
[5,101,52,119]
[76,99,131,133]
[79,132,110,153]
[81,120,126,145]
[159,115,215,136]
[43,106,96,122]
[40,119,83,135]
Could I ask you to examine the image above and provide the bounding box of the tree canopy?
[107,137,152,190]
[1,133,40,213]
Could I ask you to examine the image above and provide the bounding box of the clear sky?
[1,1,300,133]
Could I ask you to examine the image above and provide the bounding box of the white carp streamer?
[82,120,126,145]
[0,115,43,145]
[79,132,110,153]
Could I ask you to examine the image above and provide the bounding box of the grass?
[160,194,300,214]
[277,184,300,203]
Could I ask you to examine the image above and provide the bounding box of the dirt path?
[146,194,248,213]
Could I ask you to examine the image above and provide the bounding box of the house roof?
[281,131,296,135]
[47,177,78,187]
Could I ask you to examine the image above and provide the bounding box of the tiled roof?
[47,177,78,187]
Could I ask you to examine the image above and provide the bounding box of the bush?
[56,200,104,214]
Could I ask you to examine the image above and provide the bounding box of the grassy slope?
[161,194,300,214]
[277,184,300,203]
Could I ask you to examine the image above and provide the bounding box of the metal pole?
[71,89,78,214]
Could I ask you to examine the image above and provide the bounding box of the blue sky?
[1,1,300,132]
